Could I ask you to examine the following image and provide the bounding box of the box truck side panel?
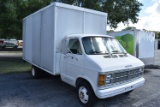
[40,6,55,72]
[56,7,84,52]
[136,31,155,65]
[23,17,33,63]
[85,12,106,34]
[32,12,41,66]
[55,7,84,74]
[55,6,107,74]
[23,2,107,75]
[22,20,26,59]
[137,31,155,58]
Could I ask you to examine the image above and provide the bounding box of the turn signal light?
[98,74,105,86]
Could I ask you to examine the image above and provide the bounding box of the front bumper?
[96,77,145,99]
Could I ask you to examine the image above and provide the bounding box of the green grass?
[0,58,31,74]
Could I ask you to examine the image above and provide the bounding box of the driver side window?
[67,39,82,55]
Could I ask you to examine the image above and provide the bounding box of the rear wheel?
[31,66,42,78]
[77,82,96,107]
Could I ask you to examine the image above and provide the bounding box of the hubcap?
[32,67,35,77]
[78,86,89,104]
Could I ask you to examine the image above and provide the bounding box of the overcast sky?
[107,0,160,31]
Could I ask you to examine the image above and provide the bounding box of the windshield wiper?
[89,51,109,55]
[120,52,127,55]
[111,50,127,55]
[111,50,119,54]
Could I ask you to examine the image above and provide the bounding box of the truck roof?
[67,34,114,38]
[23,2,107,20]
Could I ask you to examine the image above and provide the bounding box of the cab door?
[61,38,84,86]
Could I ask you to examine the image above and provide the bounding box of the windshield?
[82,36,126,55]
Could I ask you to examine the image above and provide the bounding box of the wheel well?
[76,77,96,97]
[76,78,92,88]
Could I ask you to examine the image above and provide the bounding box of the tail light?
[0,40,4,44]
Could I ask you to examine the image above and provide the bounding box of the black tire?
[77,82,96,107]
[31,66,42,79]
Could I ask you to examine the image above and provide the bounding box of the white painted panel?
[85,12,106,34]
[56,7,84,52]
[41,5,55,24]
[32,13,41,66]
[41,6,54,72]
[137,31,155,58]
[25,16,33,62]
[22,19,26,59]
[55,53,61,74]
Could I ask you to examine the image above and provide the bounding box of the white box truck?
[109,29,155,65]
[23,2,145,106]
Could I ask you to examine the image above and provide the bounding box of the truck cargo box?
[23,2,107,75]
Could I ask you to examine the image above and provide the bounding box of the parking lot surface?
[0,50,159,107]
[0,68,160,107]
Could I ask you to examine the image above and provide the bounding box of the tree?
[122,26,136,31]
[121,34,133,48]
[107,30,114,33]
[0,0,52,39]
[68,0,143,28]
[0,0,143,39]
[101,0,142,28]
[155,32,160,39]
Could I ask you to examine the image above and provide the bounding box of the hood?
[86,54,144,72]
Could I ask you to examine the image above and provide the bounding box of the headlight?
[105,80,111,84]
[106,74,112,78]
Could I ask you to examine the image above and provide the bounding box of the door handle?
[64,55,72,59]
[64,55,78,61]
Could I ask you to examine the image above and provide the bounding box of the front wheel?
[77,82,96,107]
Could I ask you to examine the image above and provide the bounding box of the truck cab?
[60,34,145,106]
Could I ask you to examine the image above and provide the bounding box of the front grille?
[110,68,142,84]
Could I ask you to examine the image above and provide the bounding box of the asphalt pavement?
[0,50,160,107]
[0,68,160,107]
